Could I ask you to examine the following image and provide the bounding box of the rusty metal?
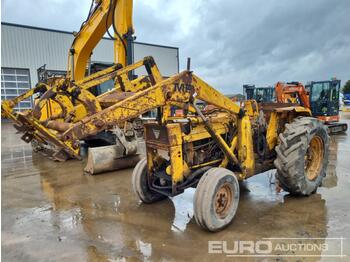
[144,124,169,145]
[84,145,142,175]
[83,124,140,175]
[215,183,233,218]
[44,121,72,133]
[259,102,298,111]
[1,57,163,162]
[98,91,135,107]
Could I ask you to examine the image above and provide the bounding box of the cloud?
[2,0,350,94]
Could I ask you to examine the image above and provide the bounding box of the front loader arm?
[62,71,184,140]
[61,67,255,177]
[63,70,243,141]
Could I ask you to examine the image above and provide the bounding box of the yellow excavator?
[1,0,149,172]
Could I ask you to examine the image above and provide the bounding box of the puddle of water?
[136,240,152,259]
[169,188,195,232]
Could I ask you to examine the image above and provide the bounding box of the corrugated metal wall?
[1,23,179,87]
[133,43,179,77]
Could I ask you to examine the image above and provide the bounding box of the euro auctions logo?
[208,238,346,258]
[209,240,273,255]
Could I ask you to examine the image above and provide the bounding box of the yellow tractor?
[57,58,329,231]
[1,0,329,232]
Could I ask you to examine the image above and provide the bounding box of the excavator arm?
[69,0,133,81]
[2,0,135,132]
[275,81,310,108]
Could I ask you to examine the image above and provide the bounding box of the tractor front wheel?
[132,158,166,203]
[274,117,329,195]
[193,168,240,232]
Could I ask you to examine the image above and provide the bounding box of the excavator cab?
[88,62,115,96]
[243,85,275,102]
[309,80,341,122]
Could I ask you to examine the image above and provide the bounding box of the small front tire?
[132,158,166,203]
[193,167,240,232]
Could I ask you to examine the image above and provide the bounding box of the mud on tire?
[274,117,329,196]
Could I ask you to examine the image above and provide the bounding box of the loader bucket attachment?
[84,145,142,175]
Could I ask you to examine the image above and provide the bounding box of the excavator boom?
[275,81,310,108]
[69,0,133,80]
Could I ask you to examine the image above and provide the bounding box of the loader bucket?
[84,144,142,175]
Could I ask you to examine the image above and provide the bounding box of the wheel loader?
[52,57,329,231]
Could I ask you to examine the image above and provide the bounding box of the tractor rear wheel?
[132,158,166,203]
[274,117,329,196]
[193,168,240,232]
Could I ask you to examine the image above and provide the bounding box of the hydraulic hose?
[106,0,128,57]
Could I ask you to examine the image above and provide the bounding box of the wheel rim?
[215,183,233,218]
[305,135,324,181]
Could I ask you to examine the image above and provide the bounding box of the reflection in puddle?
[322,136,338,188]
[169,188,195,232]
[1,145,33,171]
[243,170,288,203]
[136,240,152,259]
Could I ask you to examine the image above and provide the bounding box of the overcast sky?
[2,0,350,94]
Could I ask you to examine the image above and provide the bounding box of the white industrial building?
[1,22,179,111]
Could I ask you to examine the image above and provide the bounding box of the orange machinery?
[275,81,347,134]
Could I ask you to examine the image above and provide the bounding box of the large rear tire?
[274,117,329,196]
[193,168,240,232]
[132,158,166,203]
